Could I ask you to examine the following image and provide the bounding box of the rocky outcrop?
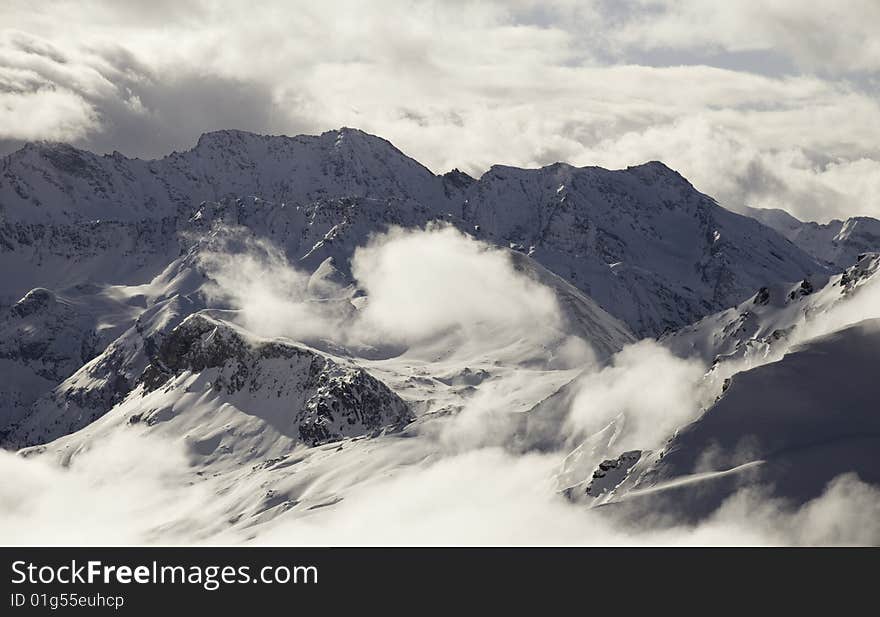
[140,313,413,445]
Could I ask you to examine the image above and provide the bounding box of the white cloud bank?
[3,438,878,546]
[2,1,880,221]
[350,226,563,346]
[200,225,571,354]
[566,340,708,455]
[0,433,222,545]
[617,0,880,74]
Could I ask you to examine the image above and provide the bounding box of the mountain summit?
[2,128,879,544]
[1,128,829,336]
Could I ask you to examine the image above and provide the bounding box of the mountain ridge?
[742,205,880,269]
[1,128,829,338]
[3,129,880,543]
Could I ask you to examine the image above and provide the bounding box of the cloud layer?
[199,225,569,353]
[4,437,879,546]
[2,1,880,222]
[3,226,880,546]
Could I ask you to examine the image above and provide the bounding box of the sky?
[1,0,879,222]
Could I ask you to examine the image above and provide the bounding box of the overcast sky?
[2,0,879,222]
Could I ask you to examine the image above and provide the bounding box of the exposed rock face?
[662,253,880,368]
[0,294,184,447]
[583,450,643,500]
[0,287,115,431]
[140,314,413,445]
[1,289,98,381]
[0,128,855,464]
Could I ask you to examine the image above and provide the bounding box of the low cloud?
[351,226,564,347]
[249,449,880,546]
[0,433,220,545]
[565,340,708,456]
[616,0,880,74]
[2,0,879,548]
[198,232,346,345]
[4,434,877,546]
[3,226,880,546]
[200,224,573,355]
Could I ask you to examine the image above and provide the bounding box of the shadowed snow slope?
[615,319,880,521]
[2,128,878,545]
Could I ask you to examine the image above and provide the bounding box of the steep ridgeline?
[0,215,636,446]
[556,253,880,512]
[556,320,880,518]
[1,129,826,336]
[558,255,880,512]
[0,285,145,430]
[0,129,449,224]
[662,252,880,373]
[8,313,412,449]
[464,162,824,336]
[140,313,413,446]
[743,206,880,270]
[0,129,455,305]
[0,228,214,436]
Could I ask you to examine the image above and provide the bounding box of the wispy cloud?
[199,224,574,352]
[2,224,879,545]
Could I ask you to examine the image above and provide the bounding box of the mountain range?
[2,128,879,543]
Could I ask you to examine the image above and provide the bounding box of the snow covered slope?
[663,252,880,370]
[0,129,452,224]
[1,293,199,447]
[617,319,880,520]
[743,206,880,270]
[11,312,412,450]
[1,129,827,336]
[464,161,825,335]
[554,252,880,509]
[1,217,635,447]
[0,285,144,430]
[4,127,878,544]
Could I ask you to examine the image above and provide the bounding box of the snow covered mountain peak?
[137,312,413,446]
[189,126,405,160]
[1,126,450,226]
[464,158,826,334]
[2,127,835,337]
[3,126,880,544]
[743,205,880,269]
[623,159,693,188]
